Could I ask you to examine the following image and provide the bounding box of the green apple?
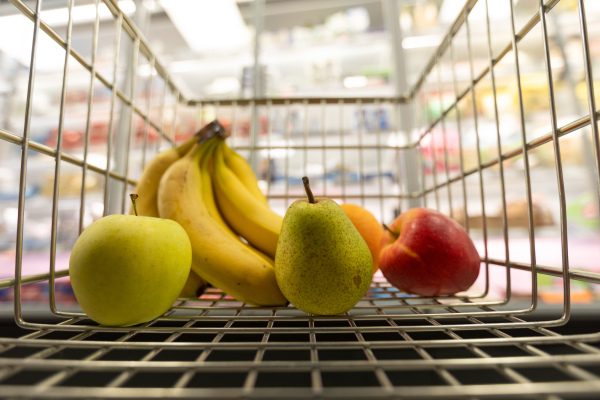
[69,197,192,326]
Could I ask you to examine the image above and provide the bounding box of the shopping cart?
[0,0,599,398]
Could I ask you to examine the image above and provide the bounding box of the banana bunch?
[132,121,286,306]
[157,134,287,306]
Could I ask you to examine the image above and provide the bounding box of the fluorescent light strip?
[402,34,443,49]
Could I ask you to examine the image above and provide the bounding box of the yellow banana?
[223,143,269,207]
[199,139,240,240]
[129,134,198,217]
[178,270,209,299]
[199,140,275,265]
[157,137,287,307]
[212,141,283,259]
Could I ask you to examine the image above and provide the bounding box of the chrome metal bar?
[465,12,490,299]
[48,0,75,316]
[78,0,101,235]
[13,0,42,328]
[509,0,538,314]
[187,96,407,107]
[483,0,511,304]
[140,55,157,173]
[449,22,470,233]
[284,99,291,207]
[374,100,384,219]
[577,0,600,203]
[485,258,600,285]
[538,0,571,326]
[339,100,347,203]
[422,75,440,210]
[119,36,140,214]
[303,99,309,186]
[357,99,365,206]
[195,102,202,136]
[321,99,328,197]
[230,100,237,149]
[102,11,123,217]
[156,71,170,161]
[435,56,453,218]
[168,87,179,151]
[3,328,600,350]
[266,99,273,197]
[392,100,403,215]
[0,270,69,290]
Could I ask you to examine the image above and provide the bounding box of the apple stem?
[130,194,139,216]
[302,176,315,204]
[382,223,398,240]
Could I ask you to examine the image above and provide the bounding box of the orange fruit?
[340,203,383,273]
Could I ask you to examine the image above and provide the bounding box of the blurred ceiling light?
[439,0,509,24]
[0,1,136,69]
[143,0,157,12]
[402,34,443,49]
[159,0,250,54]
[137,64,157,77]
[206,77,241,96]
[343,76,368,89]
[39,0,136,26]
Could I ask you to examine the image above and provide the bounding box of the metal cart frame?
[1,0,600,398]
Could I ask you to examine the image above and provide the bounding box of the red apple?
[379,207,480,296]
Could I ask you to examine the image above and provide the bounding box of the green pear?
[274,177,373,315]
[69,195,192,326]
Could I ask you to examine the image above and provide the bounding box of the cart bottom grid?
[1,278,600,399]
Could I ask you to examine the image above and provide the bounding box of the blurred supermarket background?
[0,0,599,312]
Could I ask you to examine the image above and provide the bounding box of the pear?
[274,177,373,315]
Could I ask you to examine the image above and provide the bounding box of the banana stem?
[302,176,315,204]
[130,194,139,216]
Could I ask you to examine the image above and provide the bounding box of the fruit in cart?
[274,177,373,315]
[340,203,384,273]
[223,142,270,207]
[198,140,276,265]
[211,140,283,259]
[157,135,287,307]
[128,134,197,218]
[379,207,480,296]
[178,270,209,299]
[69,196,192,326]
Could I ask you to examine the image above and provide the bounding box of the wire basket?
[1,0,600,398]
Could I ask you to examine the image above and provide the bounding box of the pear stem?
[302,176,315,204]
[130,194,139,216]
[382,223,398,240]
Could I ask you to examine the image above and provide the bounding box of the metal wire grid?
[0,0,599,397]
[2,283,600,398]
